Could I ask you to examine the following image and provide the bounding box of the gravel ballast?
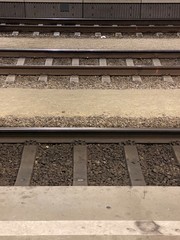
[0,116,180,128]
[11,75,46,89]
[137,144,180,186]
[79,58,99,65]
[0,142,179,186]
[0,75,6,87]
[134,59,153,66]
[53,58,71,65]
[0,144,23,186]
[24,58,46,65]
[160,59,180,66]
[107,59,126,66]
[31,144,73,186]
[87,144,130,186]
[0,32,179,39]
[1,57,179,67]
[0,57,17,65]
[1,75,179,89]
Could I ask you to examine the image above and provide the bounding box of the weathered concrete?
[1,187,179,221]
[1,237,180,240]
[0,187,179,239]
[0,88,179,118]
[0,37,180,50]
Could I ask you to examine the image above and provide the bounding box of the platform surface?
[0,37,180,50]
[0,88,180,118]
[0,187,180,239]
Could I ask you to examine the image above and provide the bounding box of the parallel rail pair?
[0,128,180,187]
[0,49,180,76]
[0,18,180,33]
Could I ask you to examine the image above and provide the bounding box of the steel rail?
[0,49,180,58]
[0,128,179,144]
[0,65,180,76]
[0,18,180,26]
[0,24,180,33]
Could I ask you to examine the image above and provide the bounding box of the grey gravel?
[113,76,177,89]
[38,33,53,37]
[0,32,179,39]
[0,116,179,128]
[87,144,130,186]
[24,58,46,65]
[53,58,71,65]
[172,76,180,87]
[160,59,180,66]
[0,144,23,186]
[133,59,153,66]
[137,144,180,186]
[31,144,73,186]
[79,58,99,65]
[1,75,179,89]
[0,75,6,87]
[78,76,102,89]
[48,76,71,89]
[80,33,114,38]
[110,76,179,90]
[0,32,12,37]
[59,33,73,38]
[0,57,17,65]
[107,59,126,66]
[9,75,47,89]
[0,57,179,68]
[122,33,179,39]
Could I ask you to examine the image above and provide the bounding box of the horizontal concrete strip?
[0,220,180,236]
[0,38,180,50]
[0,236,179,240]
[0,187,179,221]
[0,89,179,118]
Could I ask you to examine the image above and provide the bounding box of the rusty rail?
[0,24,180,33]
[0,65,180,76]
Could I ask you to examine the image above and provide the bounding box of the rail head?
[0,49,180,59]
[0,127,179,144]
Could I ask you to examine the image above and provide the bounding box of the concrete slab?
[0,221,180,236]
[38,75,48,83]
[74,32,81,37]
[12,31,19,36]
[163,76,174,84]
[99,58,107,66]
[0,89,179,118]
[115,32,123,38]
[0,187,179,239]
[0,37,180,50]
[153,59,162,67]
[70,75,79,83]
[136,32,143,38]
[132,76,142,83]
[1,237,180,240]
[102,75,111,83]
[72,58,80,66]
[45,58,53,66]
[53,32,60,37]
[126,59,134,66]
[5,75,15,83]
[32,32,39,37]
[16,58,25,66]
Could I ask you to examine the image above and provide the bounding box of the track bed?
[0,128,179,187]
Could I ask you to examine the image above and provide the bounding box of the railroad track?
[0,127,180,187]
[0,18,180,34]
[0,49,180,78]
[1,18,180,25]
